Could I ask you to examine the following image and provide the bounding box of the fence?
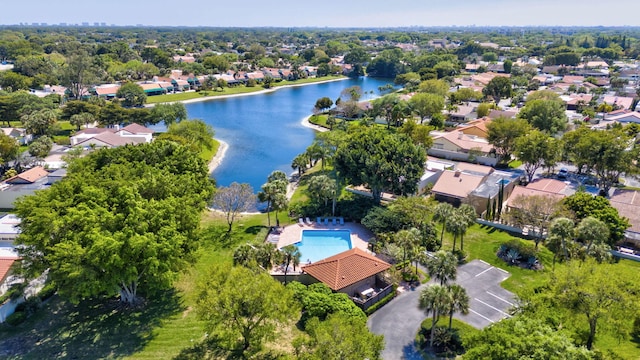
[352,283,394,311]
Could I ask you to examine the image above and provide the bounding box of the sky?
[1,0,639,28]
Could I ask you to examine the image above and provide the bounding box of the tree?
[196,265,300,357]
[165,119,215,152]
[15,141,213,305]
[0,132,19,165]
[515,130,559,183]
[487,117,530,164]
[292,153,309,176]
[548,260,638,350]
[446,284,470,330]
[61,51,98,100]
[433,202,454,246]
[314,97,333,112]
[463,317,595,359]
[333,127,426,204]
[371,94,401,129]
[517,99,567,134]
[455,204,477,252]
[306,174,336,208]
[212,182,256,232]
[548,217,574,266]
[505,194,562,249]
[419,285,452,348]
[281,244,301,284]
[395,228,421,272]
[425,250,458,286]
[575,217,609,256]
[409,93,445,124]
[482,76,512,103]
[418,79,449,97]
[150,102,187,126]
[258,170,288,227]
[69,112,95,130]
[563,192,629,245]
[116,82,147,107]
[27,135,53,159]
[295,313,384,360]
[22,108,58,136]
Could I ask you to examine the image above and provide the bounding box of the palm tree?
[425,250,457,286]
[446,214,467,253]
[549,217,575,267]
[233,243,255,267]
[395,228,420,272]
[419,285,451,349]
[456,204,477,252]
[281,245,301,285]
[446,284,470,330]
[291,154,308,176]
[433,203,454,247]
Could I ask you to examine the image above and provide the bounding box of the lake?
[185,77,393,192]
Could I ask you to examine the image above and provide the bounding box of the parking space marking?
[474,267,494,277]
[469,309,495,323]
[478,259,490,266]
[474,298,512,318]
[486,291,514,306]
[494,267,509,274]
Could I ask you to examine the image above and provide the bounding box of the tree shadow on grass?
[0,290,184,359]
[244,225,267,236]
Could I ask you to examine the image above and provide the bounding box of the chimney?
[458,132,464,140]
[454,170,461,177]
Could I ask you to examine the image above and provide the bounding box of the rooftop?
[431,170,485,200]
[302,248,390,291]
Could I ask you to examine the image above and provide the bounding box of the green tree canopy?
[164,119,215,152]
[563,192,629,245]
[197,265,300,357]
[517,99,567,134]
[116,82,147,107]
[486,117,530,163]
[15,141,214,305]
[482,76,512,103]
[333,127,426,203]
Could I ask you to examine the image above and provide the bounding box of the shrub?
[37,283,57,301]
[365,288,397,316]
[5,311,27,326]
[417,324,464,356]
[498,239,539,268]
[15,296,41,316]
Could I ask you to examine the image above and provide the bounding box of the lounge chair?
[324,218,329,226]
[339,217,344,225]
[298,218,305,226]
[305,217,313,225]
[332,218,337,226]
[317,217,322,224]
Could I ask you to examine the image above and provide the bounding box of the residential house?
[561,94,593,111]
[1,128,32,145]
[431,169,487,206]
[138,82,168,96]
[459,118,491,138]
[301,248,392,310]
[429,130,498,166]
[605,111,640,124]
[70,128,116,146]
[487,63,505,73]
[447,104,477,122]
[116,123,154,143]
[487,110,517,119]
[75,132,147,149]
[609,189,640,247]
[504,178,568,216]
[93,84,120,99]
[246,71,265,82]
[603,96,634,111]
[467,170,521,217]
[0,167,50,209]
[0,214,20,246]
[262,68,282,80]
[172,55,196,63]
[418,158,454,193]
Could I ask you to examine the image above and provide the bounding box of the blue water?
[184,77,393,192]
[295,229,352,263]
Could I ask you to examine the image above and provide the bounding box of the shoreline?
[207,138,228,174]
[148,76,350,106]
[300,114,330,132]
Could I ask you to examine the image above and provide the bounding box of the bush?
[15,296,41,316]
[417,324,465,356]
[37,283,57,301]
[5,311,27,326]
[633,317,640,338]
[498,239,539,268]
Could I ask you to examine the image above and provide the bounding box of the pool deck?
[275,221,374,254]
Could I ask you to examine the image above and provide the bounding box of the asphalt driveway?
[367,260,516,360]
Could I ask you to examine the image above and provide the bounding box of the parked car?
[558,168,569,180]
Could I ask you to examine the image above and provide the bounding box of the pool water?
[295,230,352,264]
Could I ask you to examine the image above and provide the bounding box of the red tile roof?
[302,248,390,291]
[5,166,49,184]
[431,170,485,200]
[506,185,565,208]
[609,189,640,233]
[0,258,16,283]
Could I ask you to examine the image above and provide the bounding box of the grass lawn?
[0,211,303,359]
[507,159,522,168]
[200,138,220,163]
[146,76,345,104]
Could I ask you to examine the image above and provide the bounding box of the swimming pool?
[295,230,352,264]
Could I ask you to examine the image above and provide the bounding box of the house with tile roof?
[429,130,498,166]
[0,167,52,209]
[70,127,116,146]
[1,128,32,145]
[603,96,634,111]
[5,166,48,185]
[609,189,640,248]
[76,132,147,148]
[116,123,154,143]
[431,170,487,206]
[301,248,392,309]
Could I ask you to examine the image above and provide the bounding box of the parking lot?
[453,260,515,329]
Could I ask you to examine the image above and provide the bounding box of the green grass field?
[146,75,345,104]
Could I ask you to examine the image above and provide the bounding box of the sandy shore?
[300,114,330,132]
[207,138,228,174]
[148,77,350,106]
